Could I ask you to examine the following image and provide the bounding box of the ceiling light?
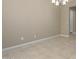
[52,0,68,6]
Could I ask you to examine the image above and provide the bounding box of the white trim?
[60,34,69,37]
[3,35,60,53]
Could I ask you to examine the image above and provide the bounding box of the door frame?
[68,6,76,34]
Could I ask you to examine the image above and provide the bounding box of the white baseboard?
[3,34,60,53]
[60,34,69,37]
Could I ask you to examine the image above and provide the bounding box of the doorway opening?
[69,7,76,35]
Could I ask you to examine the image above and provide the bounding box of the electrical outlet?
[21,36,24,40]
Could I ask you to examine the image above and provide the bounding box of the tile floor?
[2,35,76,59]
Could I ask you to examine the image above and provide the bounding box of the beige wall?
[60,0,76,35]
[2,0,60,48]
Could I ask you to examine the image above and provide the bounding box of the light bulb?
[52,0,55,3]
[62,1,66,5]
[55,0,59,6]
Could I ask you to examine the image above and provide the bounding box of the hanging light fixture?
[52,0,68,6]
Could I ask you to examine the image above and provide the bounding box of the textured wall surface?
[2,0,60,48]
